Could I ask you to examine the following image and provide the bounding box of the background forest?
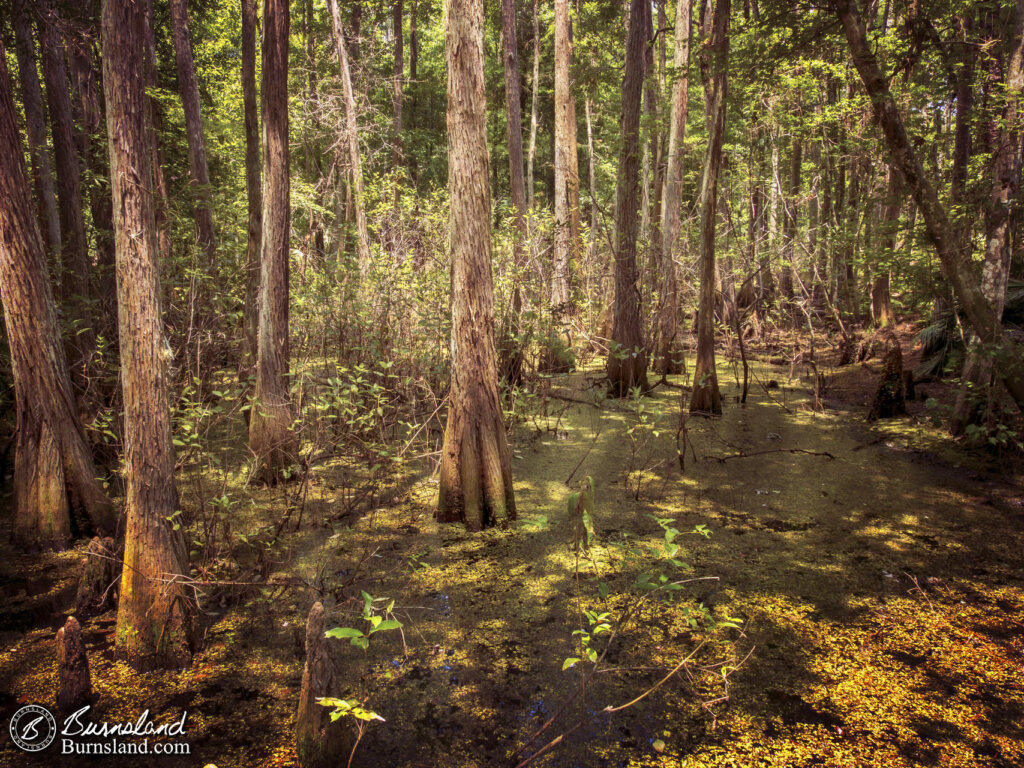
[1,0,1023,766]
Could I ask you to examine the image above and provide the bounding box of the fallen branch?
[704,447,835,462]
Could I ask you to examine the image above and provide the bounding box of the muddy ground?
[2,337,1023,767]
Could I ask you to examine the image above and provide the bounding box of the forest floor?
[2,328,1024,768]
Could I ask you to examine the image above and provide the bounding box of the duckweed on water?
[1,360,1022,767]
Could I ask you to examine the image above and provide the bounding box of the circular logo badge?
[9,705,57,752]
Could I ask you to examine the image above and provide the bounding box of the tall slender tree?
[871,165,900,328]
[779,130,801,315]
[606,0,650,397]
[551,0,580,313]
[439,0,516,530]
[143,0,173,266]
[242,0,261,376]
[327,0,372,274]
[39,0,96,378]
[393,0,404,168]
[526,0,540,211]
[249,0,297,484]
[657,0,692,376]
[12,0,61,263]
[102,0,195,670]
[67,29,117,335]
[169,0,217,267]
[690,0,730,414]
[500,0,528,382]
[0,40,115,552]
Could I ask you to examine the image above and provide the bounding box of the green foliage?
[316,697,385,723]
[324,592,404,653]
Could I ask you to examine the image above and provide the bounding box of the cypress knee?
[75,536,120,618]
[296,602,349,767]
[56,616,92,712]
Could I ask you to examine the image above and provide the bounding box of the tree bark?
[327,0,372,274]
[691,0,730,415]
[606,0,651,397]
[393,0,404,168]
[500,0,529,383]
[871,166,900,329]
[249,0,298,485]
[657,0,692,376]
[833,0,1024,408]
[867,331,907,421]
[67,31,118,338]
[527,0,540,211]
[780,132,801,317]
[0,42,115,552]
[39,0,96,380]
[242,0,261,379]
[439,0,516,530]
[552,0,580,314]
[143,0,173,267]
[169,0,218,268]
[103,0,195,671]
[12,0,61,263]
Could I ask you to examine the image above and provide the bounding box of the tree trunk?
[67,31,117,339]
[249,0,298,485]
[951,0,1024,434]
[242,0,261,379]
[39,0,96,381]
[585,96,600,298]
[12,0,61,264]
[102,0,195,671]
[606,0,651,397]
[169,0,218,268]
[143,0,173,267]
[834,0,1024,408]
[327,0,372,274]
[871,166,900,329]
[302,0,325,273]
[527,0,540,211]
[393,0,404,169]
[657,0,691,376]
[867,331,907,421]
[439,0,516,530]
[552,0,579,315]
[500,0,529,384]
[690,0,729,415]
[780,132,801,317]
[950,10,975,223]
[0,43,115,552]
[410,0,418,83]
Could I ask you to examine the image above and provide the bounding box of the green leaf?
[598,581,610,600]
[562,657,581,670]
[325,627,365,640]
[368,619,403,634]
